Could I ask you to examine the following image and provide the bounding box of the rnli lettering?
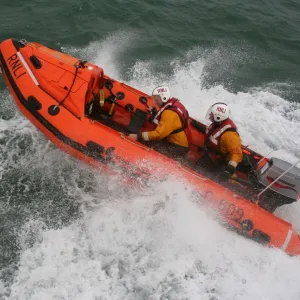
[7,54,17,64]
[218,199,244,223]
[7,53,26,79]
[216,106,226,113]
[157,88,167,93]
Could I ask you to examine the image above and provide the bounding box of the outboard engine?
[256,158,300,212]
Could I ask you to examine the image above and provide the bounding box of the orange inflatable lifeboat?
[1,38,300,255]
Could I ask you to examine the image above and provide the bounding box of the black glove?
[148,107,158,122]
[218,163,236,182]
[150,107,158,116]
[226,163,236,176]
[218,170,231,182]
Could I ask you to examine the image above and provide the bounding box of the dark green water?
[2,0,300,98]
[1,1,300,299]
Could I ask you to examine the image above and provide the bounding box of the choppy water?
[1,1,300,299]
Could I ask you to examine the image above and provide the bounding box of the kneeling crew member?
[205,102,243,179]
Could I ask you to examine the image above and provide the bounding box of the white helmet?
[152,86,171,103]
[205,102,230,122]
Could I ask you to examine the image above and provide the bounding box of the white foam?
[7,180,300,300]
[0,280,5,296]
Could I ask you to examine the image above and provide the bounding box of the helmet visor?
[205,105,214,121]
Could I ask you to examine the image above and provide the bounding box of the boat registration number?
[218,199,244,223]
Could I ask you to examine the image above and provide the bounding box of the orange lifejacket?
[153,98,192,146]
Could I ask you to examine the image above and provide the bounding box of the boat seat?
[85,97,111,121]
[190,119,206,133]
[85,67,105,105]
